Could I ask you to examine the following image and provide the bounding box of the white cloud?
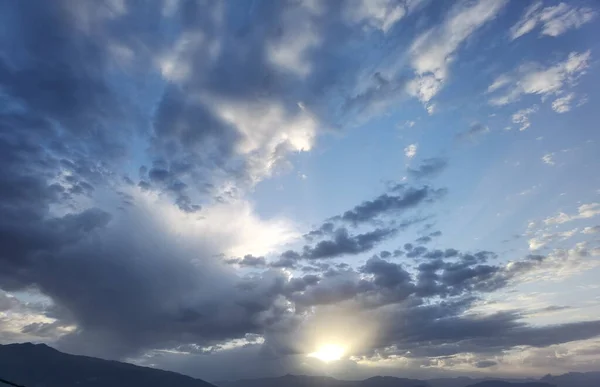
[408,0,507,104]
[157,32,207,82]
[512,105,538,131]
[582,226,600,234]
[344,0,426,33]
[489,51,591,106]
[267,3,321,77]
[403,120,416,128]
[487,74,512,93]
[510,2,596,40]
[404,143,417,159]
[344,0,405,32]
[542,153,555,165]
[518,241,600,279]
[551,93,575,113]
[544,203,600,225]
[207,98,318,184]
[528,228,578,250]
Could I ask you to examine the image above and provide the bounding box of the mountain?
[0,342,216,387]
[217,375,429,387]
[540,372,600,387]
[464,382,553,387]
[216,373,595,387]
[218,375,352,387]
[428,378,548,387]
[2,343,600,387]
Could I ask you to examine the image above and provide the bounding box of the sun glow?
[307,344,345,362]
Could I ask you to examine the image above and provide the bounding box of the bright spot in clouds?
[308,344,346,362]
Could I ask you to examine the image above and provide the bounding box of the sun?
[307,344,345,362]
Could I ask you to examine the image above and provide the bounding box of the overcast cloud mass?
[1,0,600,382]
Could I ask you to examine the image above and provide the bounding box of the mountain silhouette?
[2,343,600,387]
[0,342,216,387]
[464,381,553,387]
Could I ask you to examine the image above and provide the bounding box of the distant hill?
[540,372,600,387]
[0,342,216,387]
[2,343,600,387]
[217,375,429,387]
[216,373,595,387]
[464,381,553,387]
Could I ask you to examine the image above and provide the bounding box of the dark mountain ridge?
[0,342,216,387]
[1,343,599,387]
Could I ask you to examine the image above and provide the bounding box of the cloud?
[528,228,578,250]
[456,122,490,141]
[303,227,398,260]
[225,255,267,268]
[343,0,413,33]
[552,93,575,113]
[334,185,446,225]
[512,105,538,131]
[475,360,497,368]
[2,0,600,380]
[407,158,448,179]
[489,51,591,106]
[510,2,596,40]
[415,230,442,245]
[407,0,507,106]
[582,226,600,234]
[544,203,600,225]
[404,144,418,159]
[542,153,555,165]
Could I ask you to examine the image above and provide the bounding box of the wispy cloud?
[408,0,507,107]
[545,203,600,225]
[542,153,555,165]
[510,2,596,40]
[489,51,590,106]
[512,105,539,131]
[552,93,576,113]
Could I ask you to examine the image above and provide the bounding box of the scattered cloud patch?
[407,158,448,179]
[510,2,596,40]
[582,226,600,234]
[528,228,578,250]
[456,122,490,141]
[544,203,600,225]
[542,153,555,165]
[408,0,507,107]
[489,51,591,106]
[552,93,575,113]
[404,143,418,159]
[512,105,539,131]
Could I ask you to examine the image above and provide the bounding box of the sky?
[1,0,600,382]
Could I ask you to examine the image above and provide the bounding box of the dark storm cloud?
[407,158,448,179]
[406,246,428,258]
[289,247,554,311]
[416,235,432,244]
[415,229,443,245]
[369,298,600,359]
[334,186,446,225]
[303,222,335,241]
[303,227,398,260]
[225,255,267,268]
[475,360,497,368]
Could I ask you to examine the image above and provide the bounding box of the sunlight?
[307,344,345,362]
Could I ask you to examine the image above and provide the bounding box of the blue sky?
[1,0,600,382]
